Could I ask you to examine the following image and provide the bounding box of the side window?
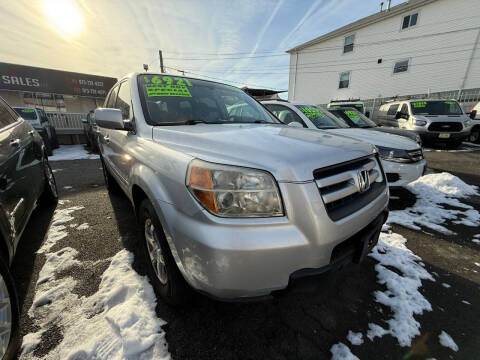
[265,105,305,127]
[402,13,418,29]
[393,59,409,73]
[339,72,350,89]
[106,86,119,108]
[387,104,400,116]
[343,34,355,53]
[400,104,409,115]
[115,82,131,119]
[0,100,17,128]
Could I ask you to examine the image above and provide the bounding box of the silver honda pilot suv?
[95,73,389,303]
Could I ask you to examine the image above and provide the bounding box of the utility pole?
[159,50,165,73]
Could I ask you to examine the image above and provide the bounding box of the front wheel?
[469,128,480,143]
[39,157,58,206]
[0,256,19,360]
[139,199,191,305]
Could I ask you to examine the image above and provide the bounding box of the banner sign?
[0,62,117,98]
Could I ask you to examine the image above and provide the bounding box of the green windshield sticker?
[300,107,323,120]
[21,108,35,113]
[354,104,363,108]
[344,110,360,120]
[412,101,427,108]
[330,105,341,109]
[445,101,456,105]
[144,76,192,97]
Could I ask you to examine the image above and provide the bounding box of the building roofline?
[286,0,438,53]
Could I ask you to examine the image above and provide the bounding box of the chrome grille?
[314,156,386,221]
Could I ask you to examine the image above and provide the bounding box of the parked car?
[82,110,99,151]
[263,101,425,187]
[328,107,422,144]
[327,100,367,116]
[95,73,389,304]
[0,96,58,359]
[12,107,59,151]
[467,101,479,143]
[376,99,472,147]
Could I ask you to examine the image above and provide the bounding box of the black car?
[0,97,58,359]
[329,107,422,144]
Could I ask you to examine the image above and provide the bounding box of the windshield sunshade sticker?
[344,110,360,120]
[412,101,427,108]
[299,107,323,119]
[144,76,192,97]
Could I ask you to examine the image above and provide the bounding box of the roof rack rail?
[329,98,361,103]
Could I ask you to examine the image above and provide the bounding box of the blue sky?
[0,0,403,91]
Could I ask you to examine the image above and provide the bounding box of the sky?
[0,0,403,91]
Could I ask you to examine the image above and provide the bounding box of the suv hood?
[152,124,375,182]
[327,128,419,150]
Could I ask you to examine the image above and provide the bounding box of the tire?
[50,127,59,149]
[45,140,53,157]
[0,255,20,360]
[39,156,58,206]
[469,127,480,144]
[100,156,121,193]
[139,198,191,305]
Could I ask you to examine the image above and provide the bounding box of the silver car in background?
[95,73,389,303]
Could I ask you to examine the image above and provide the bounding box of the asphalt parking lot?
[12,144,480,360]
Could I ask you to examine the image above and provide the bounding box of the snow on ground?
[330,343,359,360]
[367,232,434,347]
[49,145,99,161]
[438,331,459,352]
[388,172,480,234]
[76,223,90,230]
[21,203,170,360]
[461,300,471,305]
[441,283,451,288]
[347,331,363,346]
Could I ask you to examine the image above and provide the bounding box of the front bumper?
[381,159,426,187]
[156,180,389,300]
[411,128,470,142]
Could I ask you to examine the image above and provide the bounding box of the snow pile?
[388,173,480,234]
[330,343,359,360]
[21,202,169,360]
[76,223,90,230]
[49,145,99,161]
[37,206,84,254]
[367,232,434,347]
[438,331,458,352]
[347,331,363,346]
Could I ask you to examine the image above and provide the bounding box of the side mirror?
[94,108,125,130]
[365,111,370,118]
[395,111,402,120]
[469,110,477,119]
[287,121,304,128]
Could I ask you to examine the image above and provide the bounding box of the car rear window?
[137,75,277,125]
[14,107,38,120]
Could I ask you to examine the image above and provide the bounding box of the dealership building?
[0,62,117,143]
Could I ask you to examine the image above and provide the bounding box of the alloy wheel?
[144,218,168,285]
[469,131,479,143]
[0,274,12,357]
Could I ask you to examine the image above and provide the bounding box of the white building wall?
[288,0,480,104]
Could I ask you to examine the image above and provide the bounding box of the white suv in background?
[263,100,425,187]
[468,101,480,143]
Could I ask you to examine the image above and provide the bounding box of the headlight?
[415,134,422,145]
[186,159,284,218]
[464,120,472,128]
[414,119,427,126]
[377,146,412,163]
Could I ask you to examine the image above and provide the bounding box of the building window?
[402,13,418,29]
[339,72,350,88]
[393,59,409,73]
[343,34,355,53]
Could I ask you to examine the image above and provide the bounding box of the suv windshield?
[329,103,364,113]
[329,108,377,128]
[13,107,38,121]
[410,100,463,115]
[138,75,277,125]
[295,105,349,129]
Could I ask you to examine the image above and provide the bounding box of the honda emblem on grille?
[356,170,371,192]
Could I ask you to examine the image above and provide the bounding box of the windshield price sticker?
[354,104,363,108]
[344,110,360,120]
[144,76,192,97]
[445,101,456,105]
[412,101,427,108]
[300,107,323,119]
[21,108,35,113]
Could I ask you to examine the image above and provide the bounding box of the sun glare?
[41,0,84,40]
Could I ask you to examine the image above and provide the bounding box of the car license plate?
[439,133,450,138]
